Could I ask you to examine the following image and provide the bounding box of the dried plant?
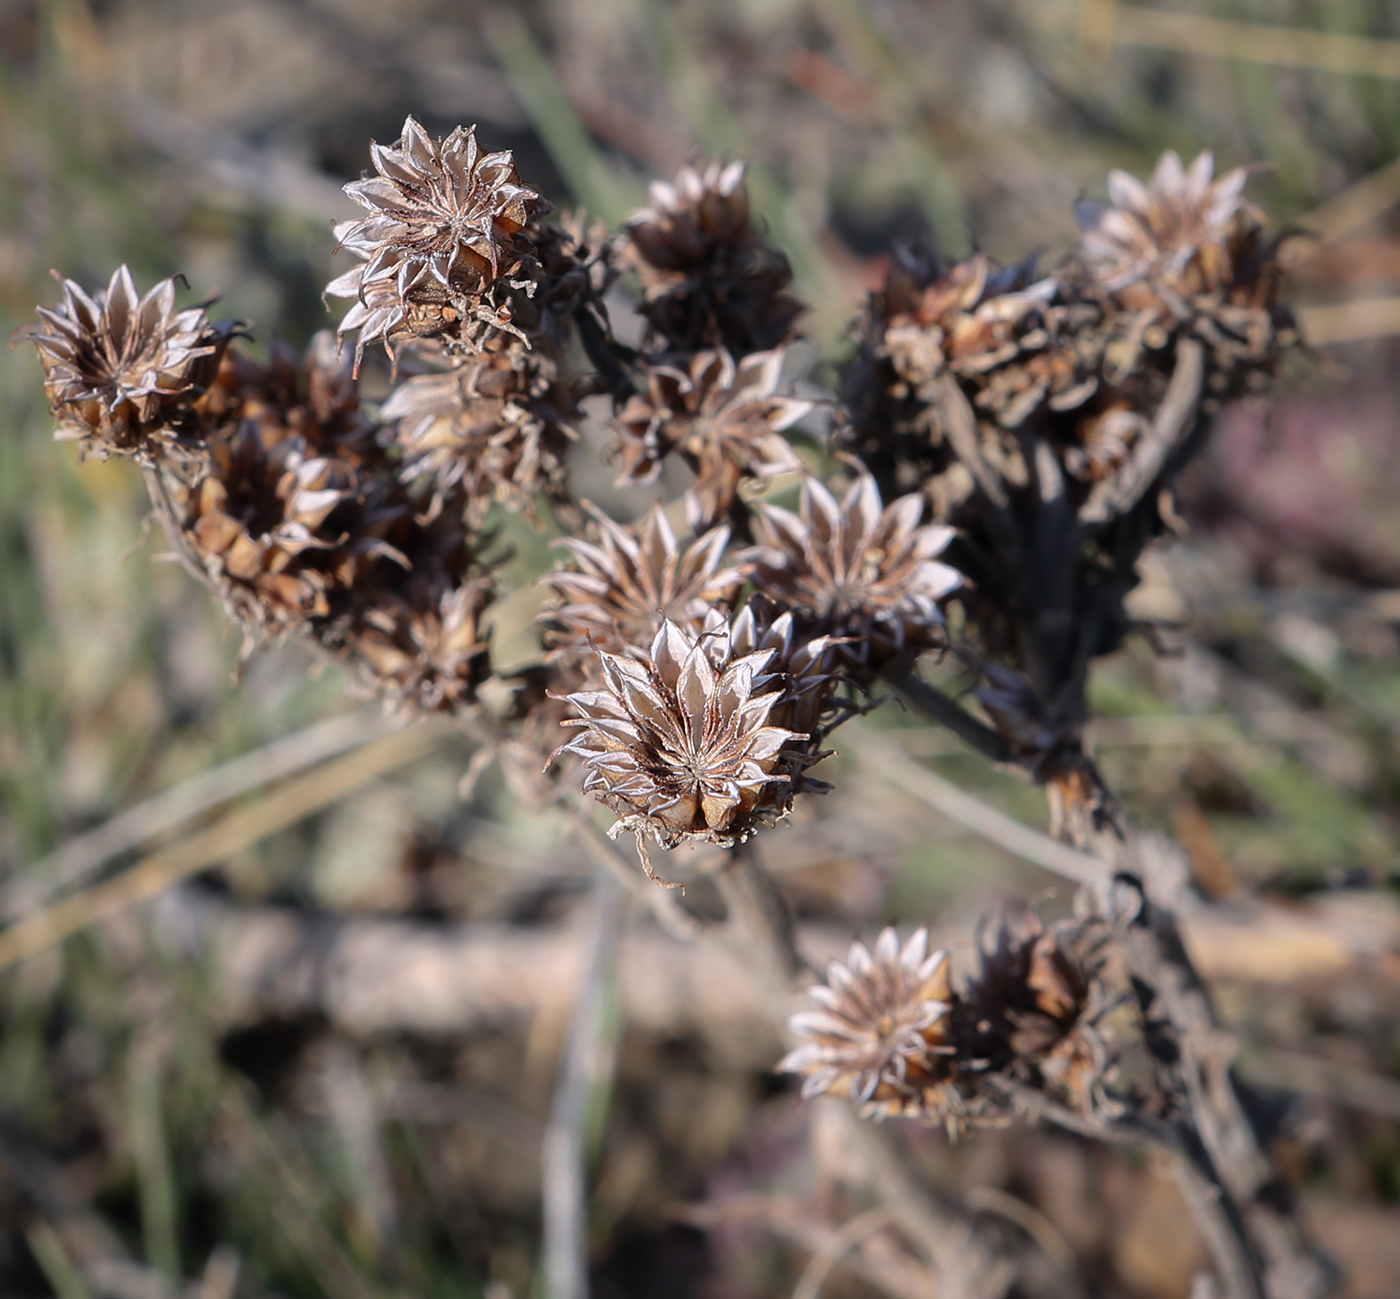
[18,267,241,459]
[543,504,747,660]
[777,927,961,1124]
[20,124,1330,1299]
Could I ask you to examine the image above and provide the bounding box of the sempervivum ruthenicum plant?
[21,125,1328,1297]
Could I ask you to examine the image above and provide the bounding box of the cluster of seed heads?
[20,119,1294,1128]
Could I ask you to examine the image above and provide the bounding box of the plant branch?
[542,869,626,1299]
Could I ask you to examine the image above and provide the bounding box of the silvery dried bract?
[1076,150,1262,304]
[964,911,1115,1116]
[551,618,815,860]
[20,267,240,458]
[744,474,962,667]
[327,117,545,368]
[381,339,575,522]
[543,504,748,659]
[611,348,810,531]
[623,160,801,355]
[778,927,962,1124]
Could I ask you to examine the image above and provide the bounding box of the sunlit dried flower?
[381,340,574,519]
[610,349,810,530]
[326,117,545,367]
[1076,150,1262,304]
[964,911,1114,1115]
[551,618,812,864]
[544,504,747,658]
[744,474,961,665]
[19,267,239,457]
[778,927,959,1121]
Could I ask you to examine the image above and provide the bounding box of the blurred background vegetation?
[3,1,1400,1296]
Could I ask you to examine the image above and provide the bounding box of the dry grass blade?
[1064,0,1400,78]
[1296,297,1400,345]
[790,1206,892,1299]
[0,723,451,972]
[843,722,1104,884]
[7,711,403,922]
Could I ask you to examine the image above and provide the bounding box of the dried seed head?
[1076,150,1262,303]
[327,117,546,368]
[551,617,816,855]
[778,927,960,1121]
[964,911,1114,1114]
[610,348,810,531]
[334,498,495,714]
[201,331,382,469]
[623,160,802,354]
[744,474,962,666]
[181,421,407,636]
[19,267,240,458]
[381,339,575,521]
[839,247,1102,503]
[626,160,751,273]
[544,504,748,659]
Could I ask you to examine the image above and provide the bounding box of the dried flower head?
[626,160,750,273]
[778,927,959,1121]
[745,474,962,665]
[327,117,545,367]
[551,618,814,862]
[335,500,495,714]
[544,504,747,658]
[1076,150,1262,304]
[623,160,801,354]
[381,340,574,519]
[20,267,239,457]
[611,349,810,530]
[964,911,1114,1114]
[181,421,406,636]
[201,331,382,469]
